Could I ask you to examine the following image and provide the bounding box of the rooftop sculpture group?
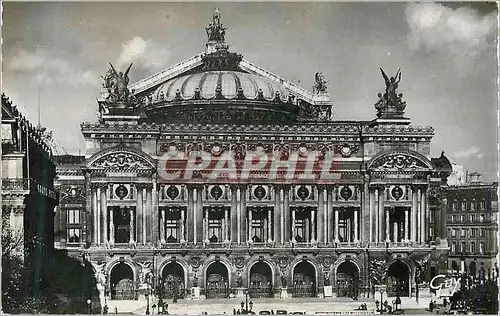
[102,62,139,107]
[375,68,407,118]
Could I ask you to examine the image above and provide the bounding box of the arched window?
[451,261,459,271]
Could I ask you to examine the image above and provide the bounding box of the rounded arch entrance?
[161,262,186,299]
[205,261,229,298]
[110,263,135,300]
[335,261,360,298]
[292,261,317,298]
[248,261,273,298]
[387,261,410,297]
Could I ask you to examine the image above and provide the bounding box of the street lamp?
[146,273,151,315]
[86,299,92,314]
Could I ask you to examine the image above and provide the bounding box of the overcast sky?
[2,2,498,182]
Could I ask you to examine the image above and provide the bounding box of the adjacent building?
[54,11,452,303]
[1,93,59,295]
[446,172,498,278]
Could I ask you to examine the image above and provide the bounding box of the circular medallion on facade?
[298,146,308,157]
[210,186,223,200]
[70,188,77,196]
[340,144,352,157]
[115,185,129,199]
[391,186,404,200]
[297,186,310,200]
[166,185,180,200]
[234,257,245,269]
[211,145,222,157]
[340,186,353,201]
[254,185,266,200]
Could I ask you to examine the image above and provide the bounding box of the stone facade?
[53,10,453,303]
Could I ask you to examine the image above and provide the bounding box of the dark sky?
[2,2,498,181]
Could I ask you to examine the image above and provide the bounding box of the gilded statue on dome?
[206,8,226,42]
[380,68,401,106]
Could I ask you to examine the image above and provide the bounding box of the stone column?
[385,207,390,242]
[187,186,194,243]
[416,187,421,243]
[274,186,281,244]
[334,207,339,243]
[97,187,101,245]
[196,186,203,245]
[378,187,385,243]
[411,187,418,243]
[145,185,153,244]
[354,208,359,242]
[160,208,166,244]
[204,208,209,244]
[280,187,285,244]
[129,207,135,244]
[420,189,427,244]
[231,186,238,243]
[109,207,115,244]
[291,207,296,243]
[91,185,98,246]
[317,187,325,244]
[239,186,247,245]
[327,187,334,244]
[136,185,143,245]
[267,208,273,243]
[393,222,398,242]
[248,208,253,243]
[404,208,409,242]
[224,208,229,243]
[180,208,186,243]
[311,208,316,243]
[369,189,375,243]
[151,179,160,244]
[100,184,108,244]
[283,186,290,242]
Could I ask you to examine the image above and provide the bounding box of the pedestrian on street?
[115,306,118,314]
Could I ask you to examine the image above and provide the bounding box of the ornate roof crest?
[206,8,226,44]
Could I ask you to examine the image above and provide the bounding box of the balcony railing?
[2,178,29,191]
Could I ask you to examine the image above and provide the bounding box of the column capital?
[274,184,291,190]
[135,183,150,190]
[97,182,108,190]
[187,183,204,190]
[412,184,428,192]
[369,183,386,191]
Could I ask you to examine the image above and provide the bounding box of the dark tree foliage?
[450,279,498,314]
[2,249,101,314]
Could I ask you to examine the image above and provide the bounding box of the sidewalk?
[105,294,434,315]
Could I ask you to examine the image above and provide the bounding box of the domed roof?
[151,70,291,103]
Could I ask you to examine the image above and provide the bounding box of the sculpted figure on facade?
[137,261,153,285]
[91,262,107,287]
[369,259,388,285]
[376,68,406,117]
[102,63,140,108]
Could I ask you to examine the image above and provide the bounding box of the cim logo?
[429,274,460,297]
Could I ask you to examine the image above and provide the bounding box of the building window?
[165,219,179,243]
[471,199,476,211]
[452,200,457,211]
[470,242,476,254]
[480,228,486,237]
[479,242,485,254]
[430,213,435,224]
[67,210,80,224]
[67,228,81,243]
[471,229,476,237]
[479,214,485,223]
[481,199,486,210]
[451,242,456,253]
[429,227,434,239]
[460,215,465,223]
[451,229,457,237]
[450,215,455,223]
[460,229,466,238]
[461,200,467,211]
[470,215,475,223]
[460,242,466,253]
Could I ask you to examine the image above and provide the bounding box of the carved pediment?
[88,149,155,170]
[369,151,432,172]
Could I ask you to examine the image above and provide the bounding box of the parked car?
[259,311,272,315]
[276,310,287,315]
